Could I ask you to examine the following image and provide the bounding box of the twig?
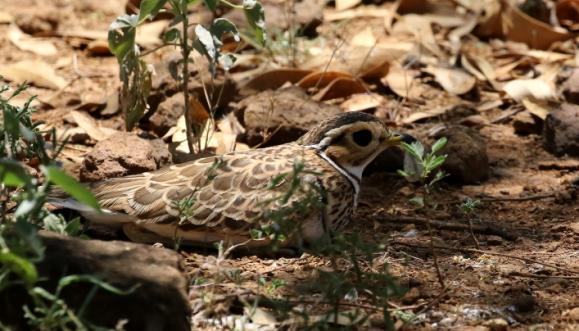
[479,192,555,202]
[393,242,579,275]
[505,271,579,280]
[376,215,517,240]
[426,220,445,288]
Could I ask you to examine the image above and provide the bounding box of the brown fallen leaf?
[423,66,476,95]
[324,5,393,21]
[340,93,384,112]
[313,77,367,101]
[70,110,118,141]
[87,39,111,56]
[503,79,556,101]
[521,98,552,120]
[0,60,67,89]
[297,71,353,89]
[0,11,14,23]
[241,68,312,94]
[335,0,362,11]
[381,65,425,100]
[402,105,452,124]
[8,24,57,56]
[503,1,572,50]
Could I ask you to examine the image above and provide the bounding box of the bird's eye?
[352,129,373,147]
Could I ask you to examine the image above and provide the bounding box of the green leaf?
[42,166,100,211]
[108,15,139,62]
[243,0,266,45]
[218,53,236,70]
[57,275,138,295]
[400,142,422,162]
[203,0,219,10]
[211,18,240,42]
[138,0,168,23]
[0,251,38,287]
[427,155,447,172]
[0,160,30,187]
[194,24,217,60]
[431,137,447,155]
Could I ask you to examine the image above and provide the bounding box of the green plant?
[0,83,132,330]
[398,137,448,287]
[108,0,266,152]
[243,160,405,329]
[460,197,481,248]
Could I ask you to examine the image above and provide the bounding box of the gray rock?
[80,132,171,182]
[543,103,579,156]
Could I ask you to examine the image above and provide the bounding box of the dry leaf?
[503,2,572,50]
[241,69,312,94]
[70,110,117,141]
[382,65,424,100]
[297,71,353,89]
[324,6,393,21]
[503,79,556,101]
[0,11,14,23]
[424,66,476,95]
[8,25,57,56]
[351,27,376,47]
[136,20,167,46]
[0,60,67,89]
[335,0,362,11]
[340,93,384,112]
[521,98,551,120]
[313,77,367,101]
[392,14,444,58]
[402,105,452,124]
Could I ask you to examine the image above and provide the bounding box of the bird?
[56,112,413,248]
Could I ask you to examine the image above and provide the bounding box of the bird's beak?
[384,132,416,146]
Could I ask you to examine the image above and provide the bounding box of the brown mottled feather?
[89,143,350,235]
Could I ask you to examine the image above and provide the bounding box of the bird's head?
[298,112,414,179]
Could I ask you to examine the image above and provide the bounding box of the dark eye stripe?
[352,129,372,146]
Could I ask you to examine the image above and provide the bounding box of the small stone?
[569,222,579,235]
[543,103,579,156]
[483,318,509,331]
[80,132,171,182]
[434,125,489,184]
[512,111,542,135]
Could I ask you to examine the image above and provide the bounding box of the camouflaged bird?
[57,112,411,247]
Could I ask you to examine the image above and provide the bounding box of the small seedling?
[398,137,448,287]
[460,197,482,248]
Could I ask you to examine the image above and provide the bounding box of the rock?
[80,132,171,182]
[543,103,579,156]
[562,68,579,104]
[401,287,421,304]
[434,126,489,184]
[236,86,342,146]
[0,231,190,331]
[148,93,184,136]
[512,111,542,135]
[483,318,509,331]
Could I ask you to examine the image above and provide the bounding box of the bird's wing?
[88,144,322,232]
